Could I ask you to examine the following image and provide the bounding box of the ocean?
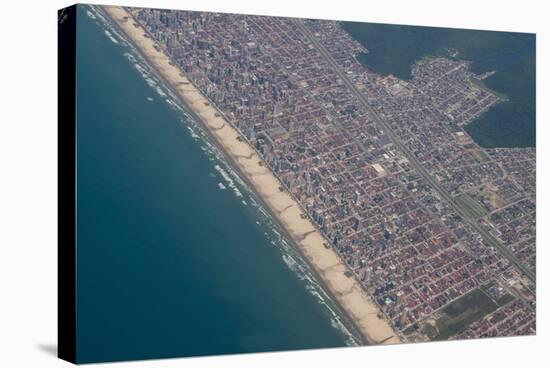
[75,5,353,364]
[341,21,535,148]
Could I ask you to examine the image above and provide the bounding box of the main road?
[295,20,536,285]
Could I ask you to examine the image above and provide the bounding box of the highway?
[295,20,536,285]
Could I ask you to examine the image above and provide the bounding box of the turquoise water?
[76,5,352,363]
[341,22,535,148]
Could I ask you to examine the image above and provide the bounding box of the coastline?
[102,5,401,346]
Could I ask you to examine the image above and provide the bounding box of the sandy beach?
[103,5,401,345]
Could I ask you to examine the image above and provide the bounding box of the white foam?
[104,29,119,44]
[214,164,243,198]
[86,10,96,19]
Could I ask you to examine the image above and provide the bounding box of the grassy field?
[455,193,489,219]
[431,288,498,340]
[470,149,490,163]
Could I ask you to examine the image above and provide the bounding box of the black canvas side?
[57,4,77,364]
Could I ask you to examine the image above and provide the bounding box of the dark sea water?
[341,22,535,148]
[76,5,351,363]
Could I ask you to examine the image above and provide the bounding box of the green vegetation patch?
[455,193,489,219]
[403,323,418,336]
[495,293,515,306]
[432,288,498,340]
[470,149,490,163]
[422,323,438,340]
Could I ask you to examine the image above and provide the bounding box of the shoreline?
[102,5,401,346]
